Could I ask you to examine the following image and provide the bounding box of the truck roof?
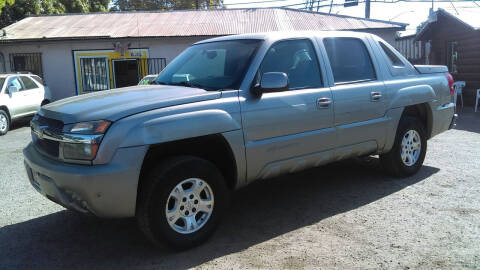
[194,31,372,45]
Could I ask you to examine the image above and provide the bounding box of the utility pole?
[365,0,371,18]
[195,0,199,9]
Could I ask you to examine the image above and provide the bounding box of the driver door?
[241,39,335,181]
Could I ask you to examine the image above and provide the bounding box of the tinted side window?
[7,77,25,91]
[260,39,322,90]
[20,76,38,89]
[323,38,376,84]
[379,42,404,67]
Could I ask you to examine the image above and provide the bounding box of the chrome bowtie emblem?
[31,121,47,139]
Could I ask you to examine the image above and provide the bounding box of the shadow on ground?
[0,159,439,269]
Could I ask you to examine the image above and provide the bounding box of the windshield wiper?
[168,81,203,88]
[152,80,216,91]
[150,81,168,85]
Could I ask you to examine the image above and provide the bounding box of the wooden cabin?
[415,8,480,106]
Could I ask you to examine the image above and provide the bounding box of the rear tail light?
[446,73,454,97]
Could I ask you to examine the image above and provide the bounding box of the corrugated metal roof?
[0,8,405,42]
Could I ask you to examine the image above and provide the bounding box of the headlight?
[60,120,111,161]
[63,142,99,160]
[63,120,111,135]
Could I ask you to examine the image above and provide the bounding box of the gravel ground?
[0,111,479,269]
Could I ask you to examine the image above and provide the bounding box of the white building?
[0,8,405,101]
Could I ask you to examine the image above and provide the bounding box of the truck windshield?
[154,39,262,91]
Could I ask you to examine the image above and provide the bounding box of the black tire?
[136,156,229,250]
[380,116,427,177]
[0,109,10,136]
[41,100,50,106]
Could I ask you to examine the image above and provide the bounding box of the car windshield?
[154,39,262,91]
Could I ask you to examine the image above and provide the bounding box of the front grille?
[36,115,63,131]
[31,115,63,158]
[33,133,59,157]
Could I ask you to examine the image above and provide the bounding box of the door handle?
[371,92,382,101]
[316,97,332,109]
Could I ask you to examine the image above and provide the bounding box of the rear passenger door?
[321,37,388,155]
[19,76,43,113]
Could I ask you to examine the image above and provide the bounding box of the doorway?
[113,59,139,88]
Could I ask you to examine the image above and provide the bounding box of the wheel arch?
[137,134,238,206]
[382,102,432,154]
[401,103,433,139]
[41,99,50,106]
[0,105,11,121]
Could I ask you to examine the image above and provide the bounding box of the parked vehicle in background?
[0,74,50,135]
[138,74,158,85]
[24,31,456,249]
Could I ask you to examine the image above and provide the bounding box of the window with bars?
[79,57,109,92]
[9,53,43,77]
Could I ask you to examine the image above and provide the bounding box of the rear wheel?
[41,100,50,106]
[380,116,427,177]
[136,156,229,249]
[0,110,10,136]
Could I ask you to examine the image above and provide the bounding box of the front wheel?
[136,156,229,249]
[380,116,427,177]
[0,110,10,136]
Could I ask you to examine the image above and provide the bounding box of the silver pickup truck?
[23,31,456,249]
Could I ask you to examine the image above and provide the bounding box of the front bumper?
[23,143,147,218]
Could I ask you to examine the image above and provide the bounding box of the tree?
[110,0,223,11]
[0,0,109,28]
[0,0,14,14]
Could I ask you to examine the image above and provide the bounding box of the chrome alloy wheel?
[165,178,214,234]
[0,114,7,133]
[401,130,421,166]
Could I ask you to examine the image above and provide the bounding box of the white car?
[0,74,51,135]
[138,74,158,85]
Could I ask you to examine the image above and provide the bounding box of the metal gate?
[139,58,167,76]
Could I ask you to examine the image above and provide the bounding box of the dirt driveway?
[0,111,479,269]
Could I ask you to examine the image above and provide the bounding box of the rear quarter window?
[20,76,39,90]
[379,42,405,67]
[31,75,44,86]
[323,37,376,84]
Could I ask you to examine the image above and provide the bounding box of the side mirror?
[7,85,18,94]
[252,72,289,95]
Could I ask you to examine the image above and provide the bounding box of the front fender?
[94,106,242,165]
[122,109,240,147]
[389,84,436,109]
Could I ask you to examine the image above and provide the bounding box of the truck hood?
[40,85,222,124]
